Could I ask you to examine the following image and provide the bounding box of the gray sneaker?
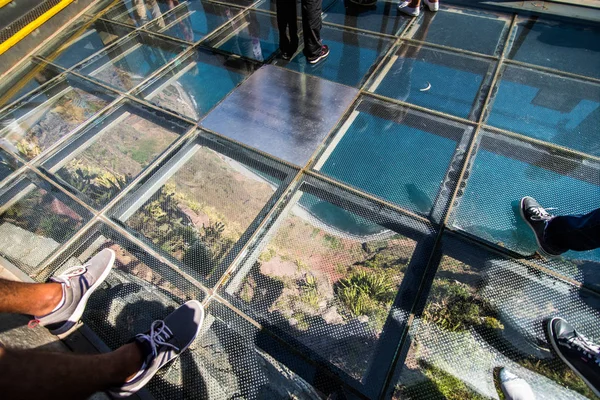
[109,300,205,398]
[33,249,115,335]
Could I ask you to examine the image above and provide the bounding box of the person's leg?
[0,343,143,400]
[544,208,600,253]
[301,0,323,58]
[276,0,297,55]
[0,279,62,315]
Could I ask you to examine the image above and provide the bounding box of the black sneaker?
[307,45,330,64]
[547,317,600,397]
[109,300,205,398]
[520,196,562,257]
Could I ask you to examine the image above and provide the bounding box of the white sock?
[50,283,66,313]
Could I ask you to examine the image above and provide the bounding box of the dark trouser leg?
[544,208,600,253]
[276,0,298,53]
[301,0,322,57]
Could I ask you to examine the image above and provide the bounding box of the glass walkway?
[0,0,599,398]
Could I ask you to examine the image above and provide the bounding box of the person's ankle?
[114,342,146,383]
[35,283,64,316]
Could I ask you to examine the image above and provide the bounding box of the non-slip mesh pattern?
[316,95,473,221]
[0,172,91,275]
[44,99,190,210]
[222,175,436,395]
[1,0,600,398]
[0,148,21,182]
[391,232,600,400]
[76,32,188,92]
[0,74,114,162]
[117,136,290,286]
[449,130,600,277]
[367,42,496,121]
[0,0,62,43]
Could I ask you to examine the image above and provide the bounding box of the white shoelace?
[52,264,90,288]
[138,320,179,359]
[566,332,600,358]
[528,206,555,222]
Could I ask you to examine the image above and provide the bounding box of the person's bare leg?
[0,342,144,400]
[0,279,62,316]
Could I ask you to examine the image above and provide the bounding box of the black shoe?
[307,45,330,65]
[520,196,562,257]
[547,317,600,397]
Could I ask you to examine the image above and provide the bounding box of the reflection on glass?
[104,0,178,27]
[508,18,600,79]
[0,76,113,160]
[214,11,279,62]
[80,33,186,91]
[38,20,133,68]
[452,133,600,262]
[318,97,464,215]
[0,149,21,181]
[139,48,254,120]
[124,145,279,281]
[147,0,241,43]
[369,42,492,120]
[395,250,599,400]
[323,0,410,36]
[0,178,88,274]
[283,25,392,87]
[487,65,600,156]
[40,101,189,209]
[0,62,61,109]
[405,8,508,55]
[227,190,415,379]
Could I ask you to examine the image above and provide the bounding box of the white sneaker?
[398,1,419,16]
[500,368,535,400]
[423,0,439,11]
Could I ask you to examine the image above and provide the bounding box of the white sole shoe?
[423,0,439,11]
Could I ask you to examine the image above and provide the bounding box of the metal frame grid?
[0,0,599,399]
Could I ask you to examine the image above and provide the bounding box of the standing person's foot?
[499,368,535,400]
[547,317,600,397]
[33,249,116,335]
[423,0,439,11]
[110,300,205,398]
[519,196,562,257]
[307,45,330,64]
[398,1,420,16]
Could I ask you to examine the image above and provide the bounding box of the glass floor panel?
[450,131,600,263]
[315,95,471,216]
[137,47,257,120]
[222,176,436,396]
[390,232,600,400]
[112,133,291,285]
[486,64,600,156]
[507,17,600,79]
[77,32,188,91]
[202,65,358,166]
[0,61,62,110]
[368,43,495,120]
[145,0,243,43]
[0,172,92,275]
[279,24,393,88]
[2,0,600,398]
[37,19,133,69]
[322,0,410,36]
[209,10,281,62]
[41,100,191,209]
[0,149,21,182]
[0,75,115,161]
[103,0,179,27]
[405,7,509,56]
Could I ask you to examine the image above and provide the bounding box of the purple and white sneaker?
[32,249,115,335]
